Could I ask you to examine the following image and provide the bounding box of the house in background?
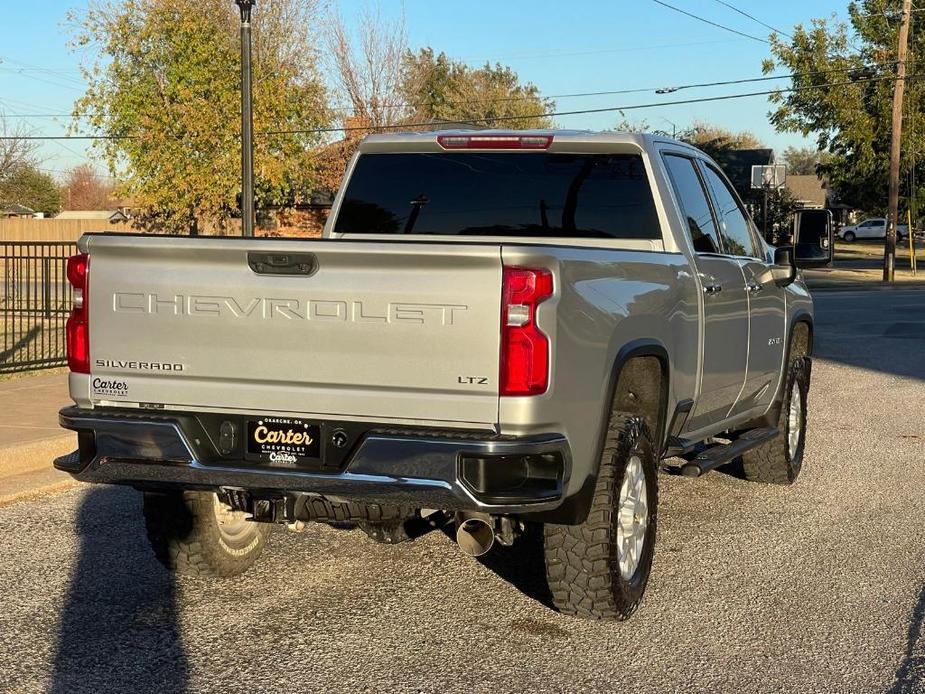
[56,209,130,223]
[784,173,853,227]
[0,204,36,219]
[785,175,827,209]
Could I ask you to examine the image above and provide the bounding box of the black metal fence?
[0,242,77,373]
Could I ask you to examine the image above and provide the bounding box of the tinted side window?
[662,154,721,254]
[701,165,760,258]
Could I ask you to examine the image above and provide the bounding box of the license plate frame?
[245,417,322,467]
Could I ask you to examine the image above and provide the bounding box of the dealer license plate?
[246,417,321,465]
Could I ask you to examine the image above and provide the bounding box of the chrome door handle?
[703,282,723,295]
[746,282,763,294]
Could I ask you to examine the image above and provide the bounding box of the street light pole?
[235,0,255,237]
[661,118,678,138]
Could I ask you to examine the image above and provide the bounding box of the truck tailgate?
[84,235,502,426]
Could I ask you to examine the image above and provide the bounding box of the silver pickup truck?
[55,131,813,621]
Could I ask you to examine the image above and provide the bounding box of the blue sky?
[0,0,855,180]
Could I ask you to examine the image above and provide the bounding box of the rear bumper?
[55,406,571,515]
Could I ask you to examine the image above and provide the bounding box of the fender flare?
[753,310,814,429]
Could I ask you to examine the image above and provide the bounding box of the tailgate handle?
[247,252,318,276]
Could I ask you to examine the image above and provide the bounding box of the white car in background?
[838,217,908,242]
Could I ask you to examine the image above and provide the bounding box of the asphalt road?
[1,290,924,694]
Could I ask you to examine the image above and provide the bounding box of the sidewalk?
[0,372,77,505]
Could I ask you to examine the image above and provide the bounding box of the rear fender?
[525,339,669,525]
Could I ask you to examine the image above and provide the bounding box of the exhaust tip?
[456,517,495,557]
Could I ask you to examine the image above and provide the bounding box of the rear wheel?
[143,490,270,577]
[543,414,658,620]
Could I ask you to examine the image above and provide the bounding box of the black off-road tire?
[543,414,658,621]
[143,490,270,578]
[741,357,810,485]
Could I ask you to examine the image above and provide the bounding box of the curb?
[0,435,77,507]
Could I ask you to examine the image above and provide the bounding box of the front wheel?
[543,414,658,620]
[742,357,810,484]
[842,231,856,242]
[143,490,270,577]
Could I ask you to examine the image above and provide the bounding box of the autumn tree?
[401,48,554,129]
[61,164,115,210]
[763,0,925,213]
[71,0,331,233]
[679,119,765,159]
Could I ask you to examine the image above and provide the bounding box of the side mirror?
[771,245,797,286]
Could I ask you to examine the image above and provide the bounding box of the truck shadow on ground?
[472,524,556,611]
[888,583,925,693]
[51,487,188,694]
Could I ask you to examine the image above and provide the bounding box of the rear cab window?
[333,152,661,240]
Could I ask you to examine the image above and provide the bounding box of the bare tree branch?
[0,114,39,184]
[325,3,409,129]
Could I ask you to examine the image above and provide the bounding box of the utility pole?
[235,0,255,237]
[885,0,913,281]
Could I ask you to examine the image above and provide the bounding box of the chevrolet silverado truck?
[55,131,814,621]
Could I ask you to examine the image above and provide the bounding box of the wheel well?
[612,355,668,447]
[792,319,812,358]
[524,349,669,525]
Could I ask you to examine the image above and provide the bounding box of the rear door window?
[661,154,721,254]
[333,152,661,239]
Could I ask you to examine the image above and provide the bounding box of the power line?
[0,62,896,121]
[0,68,85,92]
[711,0,792,38]
[268,73,922,136]
[4,71,915,141]
[650,0,770,43]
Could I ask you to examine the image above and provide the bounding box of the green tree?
[71,0,331,234]
[781,145,831,175]
[401,48,554,129]
[0,165,62,215]
[763,0,925,213]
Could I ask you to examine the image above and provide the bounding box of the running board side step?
[680,427,779,478]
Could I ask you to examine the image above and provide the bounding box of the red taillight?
[500,267,553,396]
[437,134,553,150]
[65,253,89,373]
